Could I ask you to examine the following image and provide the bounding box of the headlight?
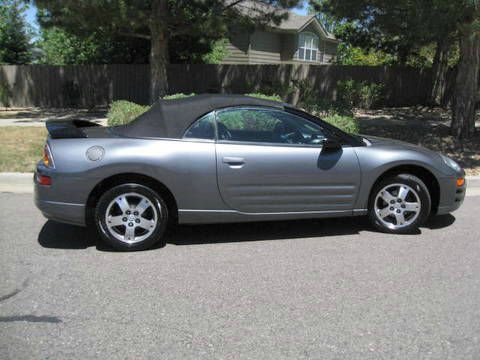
[440,154,461,172]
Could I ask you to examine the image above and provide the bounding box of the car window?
[183,112,215,140]
[216,108,327,145]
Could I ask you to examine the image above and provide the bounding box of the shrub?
[294,79,354,117]
[163,93,195,100]
[107,100,150,126]
[245,93,282,102]
[62,80,81,107]
[336,80,384,110]
[299,97,354,118]
[336,80,361,110]
[202,39,230,64]
[323,114,359,134]
[0,82,12,107]
[359,83,384,109]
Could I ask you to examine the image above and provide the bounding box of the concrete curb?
[0,173,34,194]
[1,172,479,195]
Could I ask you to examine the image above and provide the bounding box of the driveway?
[1,191,480,359]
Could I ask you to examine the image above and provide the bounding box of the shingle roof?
[226,0,337,40]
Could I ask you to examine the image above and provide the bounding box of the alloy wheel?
[373,183,421,230]
[105,192,159,244]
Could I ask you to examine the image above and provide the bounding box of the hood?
[362,134,443,160]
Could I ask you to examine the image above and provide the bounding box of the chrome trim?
[42,200,84,207]
[353,208,368,214]
[179,209,352,216]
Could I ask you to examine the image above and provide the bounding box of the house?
[222,2,340,65]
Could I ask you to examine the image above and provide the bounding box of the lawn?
[0,127,47,172]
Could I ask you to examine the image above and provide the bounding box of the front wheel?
[368,174,431,234]
[95,184,168,251]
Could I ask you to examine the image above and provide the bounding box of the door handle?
[223,157,245,166]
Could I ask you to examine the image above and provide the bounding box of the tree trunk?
[428,38,450,107]
[149,0,169,103]
[451,27,480,139]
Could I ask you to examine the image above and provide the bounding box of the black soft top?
[113,94,286,139]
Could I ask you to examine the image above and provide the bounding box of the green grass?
[0,127,47,172]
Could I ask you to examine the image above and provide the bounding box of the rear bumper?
[436,174,466,215]
[34,197,86,226]
[34,169,87,226]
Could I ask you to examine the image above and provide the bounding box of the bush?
[202,39,230,64]
[62,80,81,107]
[336,80,384,110]
[0,82,12,107]
[107,100,150,126]
[323,114,359,134]
[245,93,282,102]
[359,83,384,109]
[163,93,195,100]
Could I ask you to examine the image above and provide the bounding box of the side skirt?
[178,208,368,225]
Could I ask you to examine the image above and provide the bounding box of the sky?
[24,1,309,34]
[25,4,39,36]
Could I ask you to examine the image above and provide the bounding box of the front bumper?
[436,174,466,215]
[34,167,87,226]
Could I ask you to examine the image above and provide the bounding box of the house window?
[298,32,319,62]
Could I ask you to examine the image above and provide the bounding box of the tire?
[95,183,168,251]
[368,174,431,234]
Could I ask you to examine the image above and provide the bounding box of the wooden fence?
[0,64,435,108]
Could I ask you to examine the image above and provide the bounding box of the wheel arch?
[85,173,178,225]
[369,164,440,214]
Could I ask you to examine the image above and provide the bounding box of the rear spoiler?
[46,119,101,139]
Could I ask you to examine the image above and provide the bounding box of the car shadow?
[37,214,456,251]
[166,216,369,246]
[424,214,456,229]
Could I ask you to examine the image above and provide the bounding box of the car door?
[215,107,361,214]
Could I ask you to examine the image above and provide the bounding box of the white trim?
[297,32,320,62]
[297,16,338,42]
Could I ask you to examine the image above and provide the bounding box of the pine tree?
[0,0,32,64]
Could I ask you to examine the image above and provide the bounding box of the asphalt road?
[1,193,480,360]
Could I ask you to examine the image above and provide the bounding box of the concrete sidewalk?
[0,173,34,193]
[2,172,480,195]
[0,108,107,127]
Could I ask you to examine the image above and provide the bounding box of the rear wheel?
[368,174,431,234]
[95,183,168,251]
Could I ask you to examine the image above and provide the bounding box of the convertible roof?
[113,94,286,139]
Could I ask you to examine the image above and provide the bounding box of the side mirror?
[321,138,342,152]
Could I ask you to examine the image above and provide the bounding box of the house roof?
[227,0,338,41]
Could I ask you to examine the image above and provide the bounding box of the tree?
[36,27,101,65]
[317,0,462,106]
[35,26,150,65]
[202,39,230,64]
[34,0,303,102]
[451,0,480,139]
[318,0,479,138]
[0,0,32,64]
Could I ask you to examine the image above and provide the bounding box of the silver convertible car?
[35,95,466,250]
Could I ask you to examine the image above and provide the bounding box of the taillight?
[38,174,52,186]
[43,144,55,168]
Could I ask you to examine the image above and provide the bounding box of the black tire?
[95,183,168,251]
[368,173,431,234]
